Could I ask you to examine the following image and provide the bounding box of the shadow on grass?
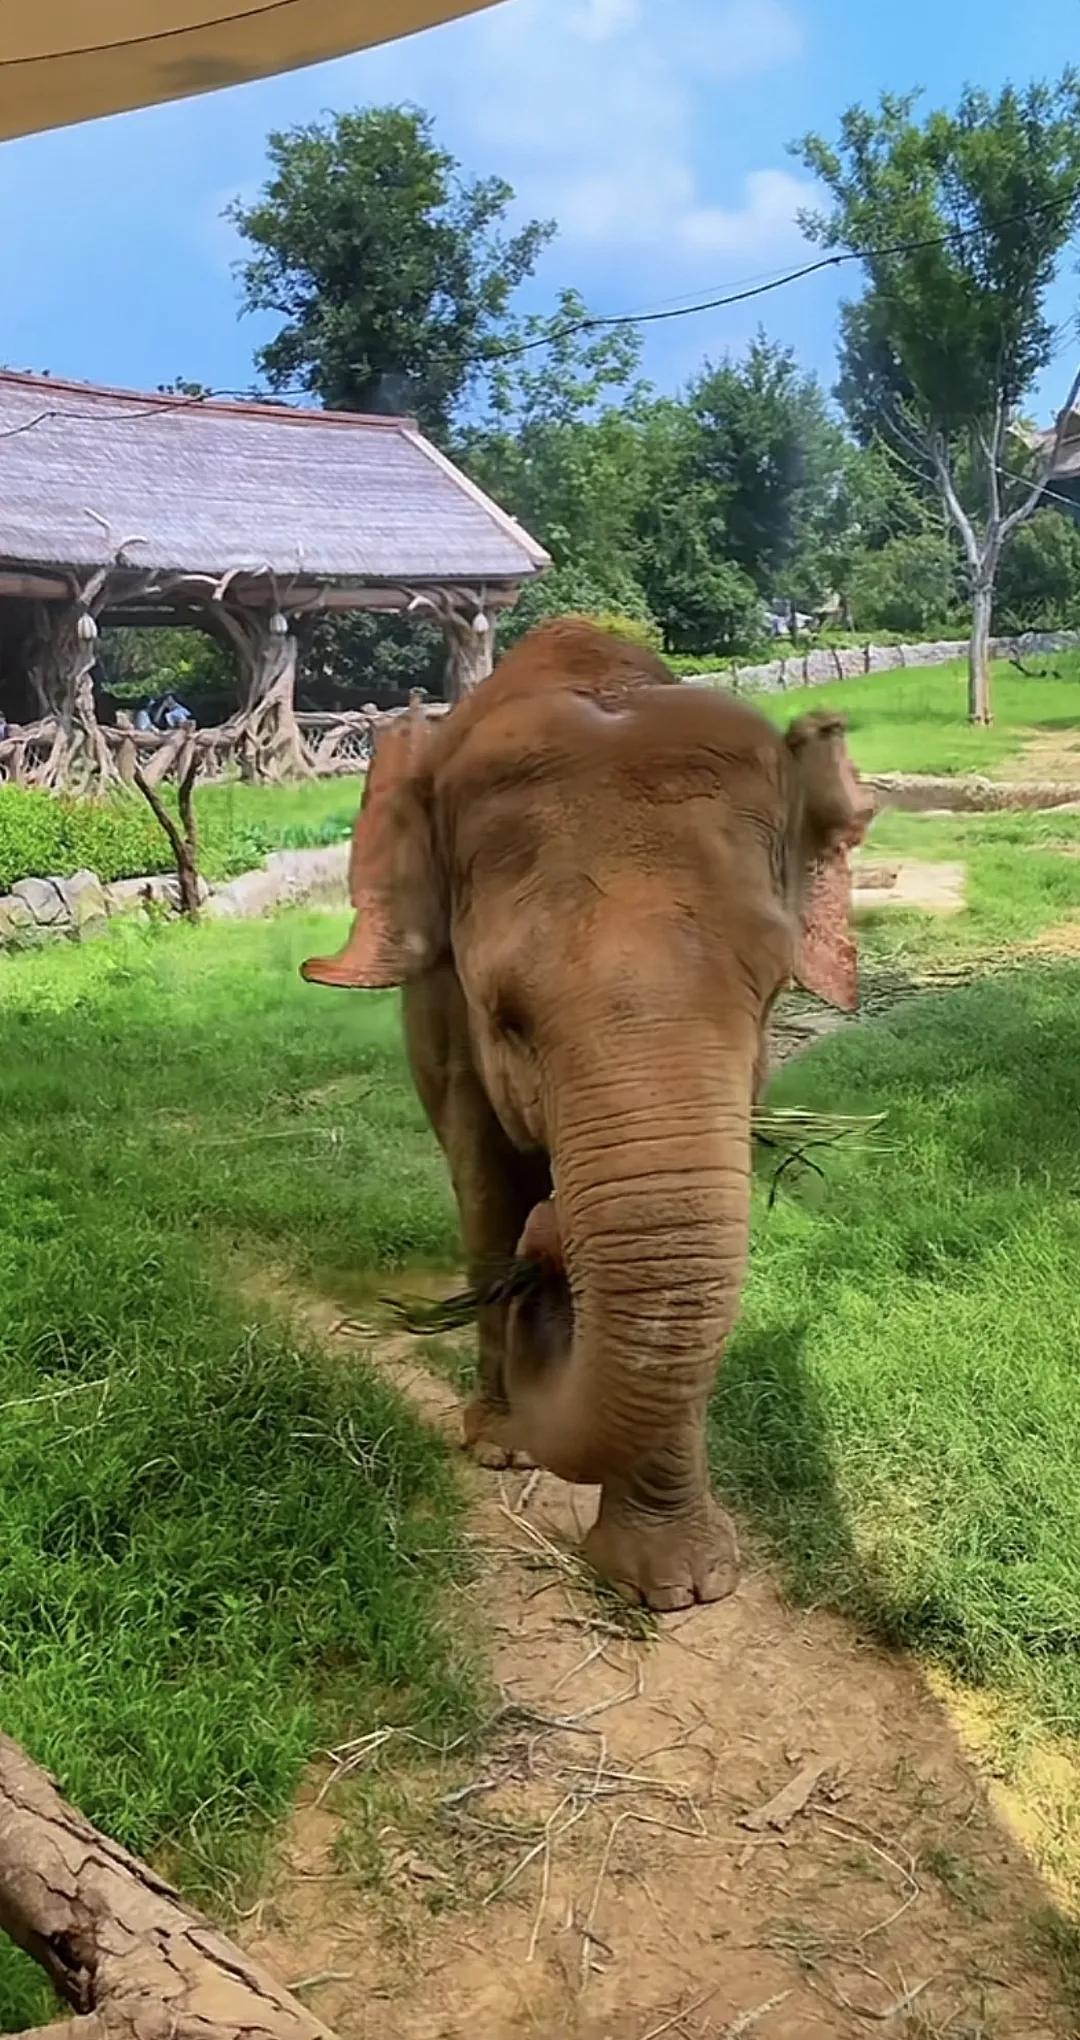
[710,1321,861,1613]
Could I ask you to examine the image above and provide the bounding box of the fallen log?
[0,1732,337,2039]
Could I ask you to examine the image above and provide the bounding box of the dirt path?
[1006,729,1080,785]
[239,1284,1075,2040]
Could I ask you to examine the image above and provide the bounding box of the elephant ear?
[785,711,875,1015]
[794,846,859,1012]
[301,709,445,988]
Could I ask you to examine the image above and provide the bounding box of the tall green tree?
[229,106,554,442]
[796,79,1080,722]
[458,289,648,604]
[688,335,849,612]
[630,397,763,653]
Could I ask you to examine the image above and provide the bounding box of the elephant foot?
[584,1489,739,1613]
[462,1392,537,1471]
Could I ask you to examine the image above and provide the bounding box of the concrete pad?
[852,859,966,916]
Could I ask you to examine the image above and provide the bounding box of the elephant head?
[302,626,871,1607]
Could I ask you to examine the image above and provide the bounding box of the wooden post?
[401,587,494,704]
[0,1731,338,2038]
[214,607,309,779]
[26,601,117,795]
[442,605,493,701]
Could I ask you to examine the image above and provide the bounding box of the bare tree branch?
[133,745,203,919]
[929,433,982,573]
[1000,358,1080,540]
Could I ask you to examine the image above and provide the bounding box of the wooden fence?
[0,710,383,790]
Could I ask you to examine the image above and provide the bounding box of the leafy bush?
[585,610,665,651]
[0,780,360,895]
[667,652,739,676]
[0,788,168,894]
[993,509,1080,634]
[303,609,445,709]
[498,564,656,649]
[649,557,766,659]
[848,533,962,635]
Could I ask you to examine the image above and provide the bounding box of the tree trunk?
[443,612,493,702]
[0,1731,337,2038]
[215,611,310,780]
[28,604,119,795]
[133,745,203,919]
[968,580,994,725]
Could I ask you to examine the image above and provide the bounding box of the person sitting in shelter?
[154,691,195,731]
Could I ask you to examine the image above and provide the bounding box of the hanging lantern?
[76,612,98,642]
[473,610,490,636]
[269,610,289,637]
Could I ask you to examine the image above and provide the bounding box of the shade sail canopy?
[0,1,504,142]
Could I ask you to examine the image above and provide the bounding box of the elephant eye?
[494,996,529,1045]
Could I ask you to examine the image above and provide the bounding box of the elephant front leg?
[584,1425,739,1613]
[402,971,548,1470]
[463,1299,535,1468]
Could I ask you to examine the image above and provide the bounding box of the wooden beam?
[0,1731,338,2039]
[0,571,73,601]
[277,583,521,616]
[0,574,526,622]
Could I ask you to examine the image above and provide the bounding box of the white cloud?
[411,0,815,276]
[679,168,815,258]
[671,0,803,80]
[571,0,642,41]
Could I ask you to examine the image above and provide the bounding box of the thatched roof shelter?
[0,370,547,597]
[0,1,505,142]
[0,370,548,790]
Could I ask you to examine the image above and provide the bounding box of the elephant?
[301,620,872,1611]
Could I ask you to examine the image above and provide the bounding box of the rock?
[205,869,282,920]
[852,860,966,916]
[851,859,900,890]
[264,844,350,902]
[57,869,108,941]
[205,845,348,920]
[104,873,208,917]
[0,893,37,945]
[11,875,67,926]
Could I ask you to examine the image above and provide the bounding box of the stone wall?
[686,630,1080,696]
[0,844,349,952]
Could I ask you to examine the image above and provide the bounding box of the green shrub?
[498,564,656,649]
[993,509,1080,635]
[0,788,168,894]
[585,610,665,651]
[0,780,362,897]
[848,533,962,635]
[649,556,766,660]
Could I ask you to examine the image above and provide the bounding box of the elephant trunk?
[507,1026,755,1489]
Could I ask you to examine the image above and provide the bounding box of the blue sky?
[3,0,1079,419]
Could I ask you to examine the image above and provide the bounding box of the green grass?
[856,807,1080,969]
[715,959,1080,1749]
[0,774,362,893]
[0,911,465,2027]
[4,847,1080,2013]
[756,653,1080,777]
[191,774,362,881]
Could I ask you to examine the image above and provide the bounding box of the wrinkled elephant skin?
[302,622,871,1610]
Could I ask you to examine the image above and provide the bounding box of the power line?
[997,463,1080,515]
[2,188,1078,439]
[486,189,1080,360]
